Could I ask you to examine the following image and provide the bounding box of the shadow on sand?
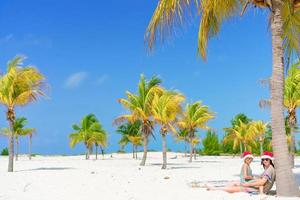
[17,167,75,172]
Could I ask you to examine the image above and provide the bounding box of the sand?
[0,152,299,200]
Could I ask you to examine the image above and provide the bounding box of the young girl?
[240,151,255,184]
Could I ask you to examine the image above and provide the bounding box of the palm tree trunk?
[270,2,299,196]
[194,148,196,160]
[100,145,104,159]
[184,139,187,157]
[140,135,148,166]
[189,137,193,162]
[16,136,19,161]
[29,134,32,160]
[162,133,167,169]
[135,145,138,159]
[85,145,89,160]
[132,143,135,159]
[243,142,247,152]
[259,138,264,156]
[240,142,243,154]
[95,144,98,160]
[7,108,15,172]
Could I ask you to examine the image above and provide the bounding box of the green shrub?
[202,131,221,155]
[1,147,8,156]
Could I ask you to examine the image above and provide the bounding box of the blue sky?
[0,0,284,154]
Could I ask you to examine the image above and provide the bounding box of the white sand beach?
[0,152,299,200]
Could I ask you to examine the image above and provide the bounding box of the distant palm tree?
[0,56,45,172]
[115,74,163,166]
[177,101,214,162]
[69,114,107,160]
[224,120,257,153]
[284,61,300,167]
[249,120,268,156]
[151,91,185,169]
[116,121,142,159]
[88,128,107,160]
[145,0,300,196]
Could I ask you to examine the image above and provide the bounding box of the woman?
[206,151,276,194]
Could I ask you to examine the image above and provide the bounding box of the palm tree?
[249,120,268,156]
[151,91,185,169]
[88,129,107,160]
[69,114,107,160]
[116,121,142,159]
[223,120,257,153]
[0,56,45,172]
[145,0,300,195]
[177,101,214,162]
[284,61,300,167]
[115,74,163,166]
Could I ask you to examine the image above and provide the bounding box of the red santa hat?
[261,151,274,161]
[242,151,254,160]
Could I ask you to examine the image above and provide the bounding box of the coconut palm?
[284,61,300,167]
[69,114,107,160]
[145,0,300,195]
[0,56,45,172]
[249,120,268,156]
[116,121,143,159]
[115,74,163,166]
[223,120,257,153]
[177,101,214,162]
[151,91,185,169]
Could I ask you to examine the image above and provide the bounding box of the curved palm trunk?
[243,142,247,152]
[288,109,296,168]
[29,134,32,160]
[193,148,196,160]
[7,108,15,172]
[16,136,19,161]
[270,2,299,196]
[161,132,167,169]
[189,137,193,163]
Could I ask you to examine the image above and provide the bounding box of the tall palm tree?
[284,61,300,167]
[177,101,214,162]
[249,120,268,156]
[69,114,107,160]
[115,74,163,166]
[145,0,300,195]
[116,121,142,159]
[151,91,185,169]
[0,56,45,172]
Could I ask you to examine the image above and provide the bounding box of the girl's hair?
[261,159,275,169]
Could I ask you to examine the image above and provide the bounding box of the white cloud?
[96,74,109,86]
[64,72,88,89]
